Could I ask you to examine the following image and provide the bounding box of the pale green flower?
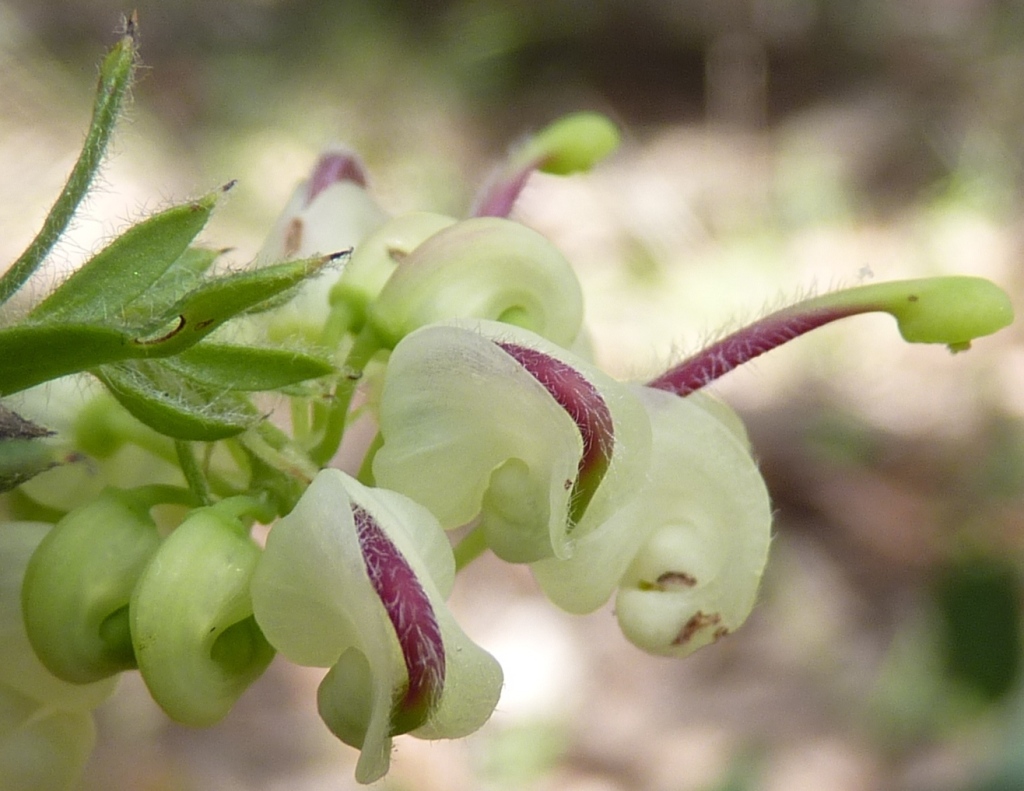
[373,320,652,562]
[251,469,502,783]
[532,388,772,656]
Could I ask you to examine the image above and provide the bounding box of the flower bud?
[0,522,113,791]
[22,488,163,683]
[0,521,116,709]
[130,503,274,726]
[255,148,388,342]
[368,218,585,349]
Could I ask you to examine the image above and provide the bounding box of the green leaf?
[122,246,223,324]
[134,253,335,356]
[163,343,334,392]
[94,361,259,441]
[0,323,140,396]
[30,191,222,323]
[0,16,137,307]
[0,255,335,397]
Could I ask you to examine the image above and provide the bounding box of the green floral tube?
[21,488,163,683]
[130,503,274,726]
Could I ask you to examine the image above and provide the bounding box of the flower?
[372,319,652,562]
[366,217,586,349]
[254,149,388,343]
[250,468,503,783]
[532,387,772,656]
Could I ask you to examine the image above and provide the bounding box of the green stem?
[0,20,137,307]
[453,525,488,572]
[320,298,355,352]
[245,421,319,483]
[175,440,212,506]
[128,483,199,510]
[309,324,384,466]
[356,431,383,486]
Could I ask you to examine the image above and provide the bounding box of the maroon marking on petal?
[647,305,863,396]
[496,342,614,522]
[352,504,445,720]
[305,152,368,206]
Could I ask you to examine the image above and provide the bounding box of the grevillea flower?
[130,502,275,727]
[372,319,652,562]
[250,469,503,783]
[22,488,162,683]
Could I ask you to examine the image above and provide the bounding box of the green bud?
[130,503,274,726]
[369,218,585,349]
[330,212,457,331]
[0,521,117,709]
[21,488,163,683]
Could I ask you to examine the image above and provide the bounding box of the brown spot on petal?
[387,246,409,263]
[284,218,304,257]
[656,571,697,588]
[713,626,730,641]
[673,611,721,646]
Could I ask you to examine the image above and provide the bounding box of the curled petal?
[251,469,502,784]
[532,388,771,658]
[130,506,274,726]
[369,218,584,348]
[330,211,457,331]
[373,320,651,562]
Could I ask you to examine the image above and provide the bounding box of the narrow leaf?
[164,343,334,391]
[0,324,139,396]
[94,361,258,441]
[0,16,138,307]
[122,246,224,324]
[30,191,221,323]
[135,253,335,356]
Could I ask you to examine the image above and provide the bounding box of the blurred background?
[4,1,1024,789]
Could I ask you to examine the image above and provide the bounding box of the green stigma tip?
[525,112,620,176]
